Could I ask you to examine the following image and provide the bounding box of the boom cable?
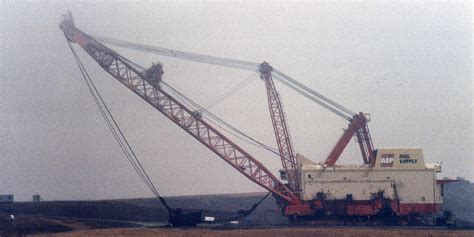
[95,35,357,121]
[161,81,280,156]
[202,73,258,111]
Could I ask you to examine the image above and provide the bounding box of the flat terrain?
[35,227,474,237]
[0,181,472,236]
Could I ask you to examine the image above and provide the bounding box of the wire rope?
[202,73,258,111]
[66,40,277,224]
[161,81,279,156]
[67,41,171,211]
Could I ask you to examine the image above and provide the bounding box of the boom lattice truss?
[60,12,298,204]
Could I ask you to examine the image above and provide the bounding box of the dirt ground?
[2,191,472,236]
[33,227,474,237]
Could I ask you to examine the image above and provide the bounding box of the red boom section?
[325,112,374,166]
[59,13,297,204]
[259,62,298,191]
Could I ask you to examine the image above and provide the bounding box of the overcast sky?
[1,2,472,201]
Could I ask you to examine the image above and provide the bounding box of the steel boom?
[59,12,298,204]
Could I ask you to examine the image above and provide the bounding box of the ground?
[34,227,474,237]
[0,184,472,236]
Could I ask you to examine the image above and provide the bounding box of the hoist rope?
[67,41,171,211]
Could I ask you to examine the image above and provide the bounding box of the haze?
[0,2,472,201]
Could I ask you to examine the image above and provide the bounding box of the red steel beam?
[325,112,373,166]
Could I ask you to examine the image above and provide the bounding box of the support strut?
[259,62,299,191]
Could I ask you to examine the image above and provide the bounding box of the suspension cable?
[161,81,280,156]
[95,35,357,120]
[93,34,259,72]
[272,70,355,118]
[271,74,352,120]
[202,73,258,111]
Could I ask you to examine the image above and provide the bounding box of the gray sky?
[1,2,472,201]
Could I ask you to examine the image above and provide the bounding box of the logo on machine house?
[399,153,418,164]
[380,153,395,167]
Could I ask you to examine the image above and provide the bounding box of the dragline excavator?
[60,12,454,225]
